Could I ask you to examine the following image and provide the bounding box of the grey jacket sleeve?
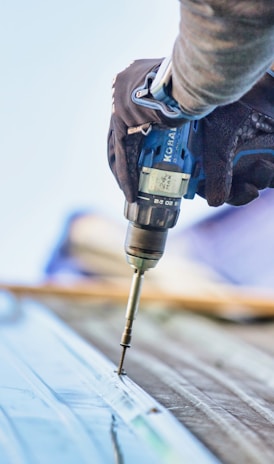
[171,0,274,116]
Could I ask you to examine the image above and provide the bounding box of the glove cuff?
[150,57,212,121]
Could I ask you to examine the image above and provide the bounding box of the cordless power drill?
[116,121,202,374]
[117,58,204,374]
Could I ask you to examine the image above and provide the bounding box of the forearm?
[172,0,274,116]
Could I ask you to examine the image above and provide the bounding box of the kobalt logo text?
[163,128,176,162]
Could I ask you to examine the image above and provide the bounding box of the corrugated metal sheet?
[0,293,218,464]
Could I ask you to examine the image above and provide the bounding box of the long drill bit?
[117,268,144,375]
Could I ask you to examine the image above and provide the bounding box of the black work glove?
[108,59,274,207]
[107,59,187,203]
[197,72,274,206]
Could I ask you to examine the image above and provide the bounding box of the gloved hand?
[107,59,187,203]
[108,58,274,207]
[197,71,274,206]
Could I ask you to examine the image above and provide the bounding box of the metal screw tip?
[117,346,127,375]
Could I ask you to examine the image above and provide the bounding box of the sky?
[0,0,216,282]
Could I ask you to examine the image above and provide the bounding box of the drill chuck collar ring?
[125,222,168,272]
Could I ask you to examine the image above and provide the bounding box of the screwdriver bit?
[117,268,144,375]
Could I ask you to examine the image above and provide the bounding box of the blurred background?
[0,0,215,282]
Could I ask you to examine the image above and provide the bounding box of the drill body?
[117,122,202,374]
[124,122,203,273]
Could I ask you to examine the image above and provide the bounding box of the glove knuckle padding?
[229,111,274,204]
[201,103,249,206]
[199,70,274,207]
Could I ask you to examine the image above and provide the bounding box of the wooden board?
[1,281,274,318]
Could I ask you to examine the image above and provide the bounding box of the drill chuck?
[125,221,168,271]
